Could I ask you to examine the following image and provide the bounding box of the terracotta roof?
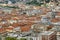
[18,22,26,26]
[57,12,60,16]
[47,25,54,31]
[2,24,9,27]
[21,24,31,32]
[6,28,13,30]
[0,28,6,33]
[51,18,60,23]
[12,23,19,28]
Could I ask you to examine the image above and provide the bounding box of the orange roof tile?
[6,28,13,30]
[0,28,6,33]
[21,25,31,32]
[57,12,60,16]
[51,18,60,23]
[47,25,54,31]
[12,23,19,27]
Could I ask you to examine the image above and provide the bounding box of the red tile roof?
[57,12,60,16]
[51,18,60,23]
[0,28,6,33]
[21,25,31,32]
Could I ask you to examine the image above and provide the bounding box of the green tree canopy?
[5,37,17,40]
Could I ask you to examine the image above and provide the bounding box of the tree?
[20,38,27,40]
[5,37,17,40]
[45,0,50,3]
[26,0,42,6]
